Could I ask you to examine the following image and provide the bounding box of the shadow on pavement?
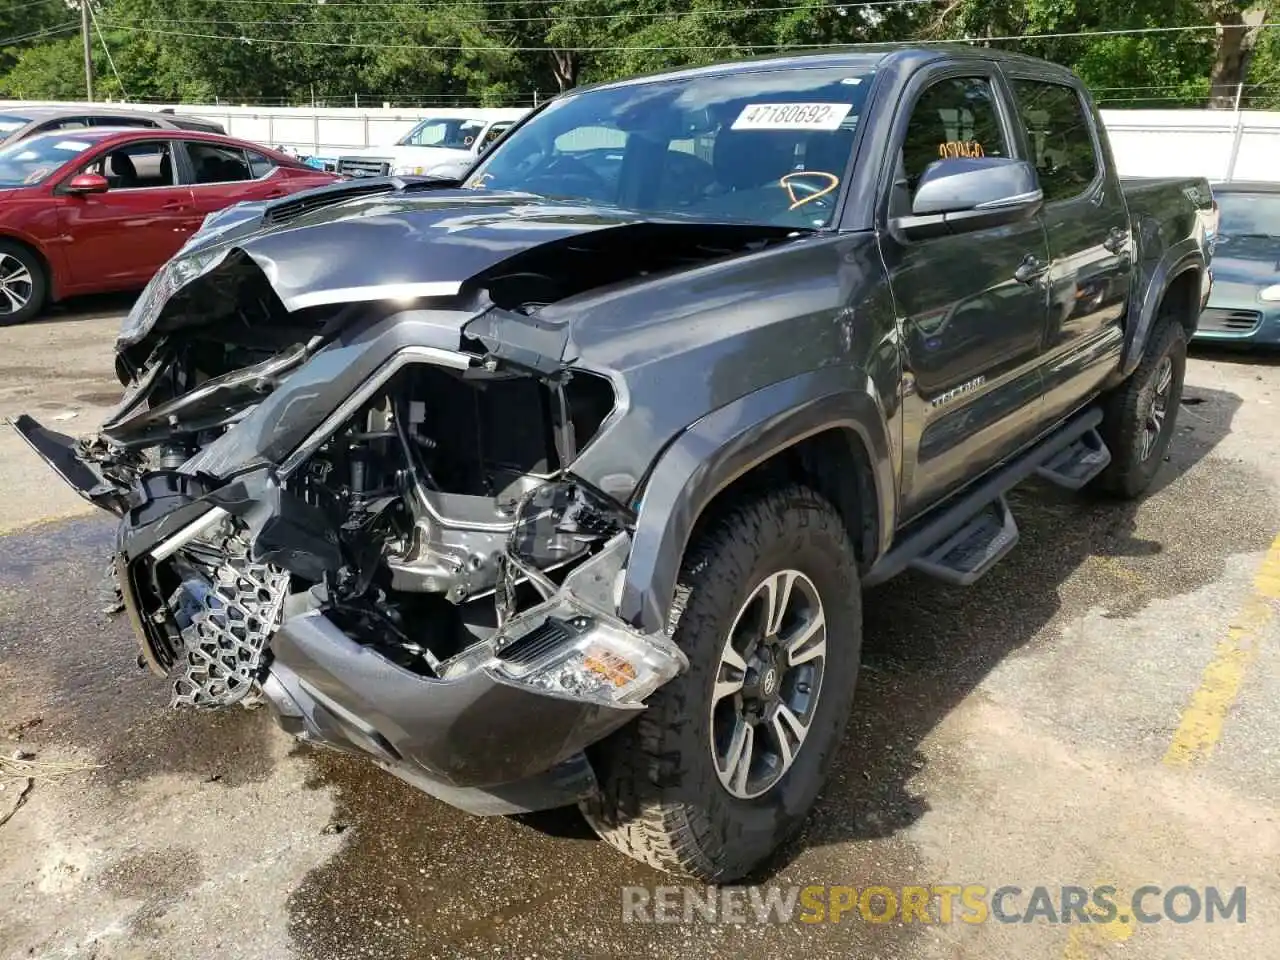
[33,291,137,325]
[1190,341,1280,366]
[0,376,1263,960]
[765,383,1266,874]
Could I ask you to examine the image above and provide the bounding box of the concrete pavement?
[0,301,1276,959]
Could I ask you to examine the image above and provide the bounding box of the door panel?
[181,142,290,226]
[1007,77,1130,423]
[886,220,1050,514]
[880,72,1051,518]
[62,139,194,290]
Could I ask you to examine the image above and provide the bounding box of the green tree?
[2,0,1278,109]
[1,0,72,77]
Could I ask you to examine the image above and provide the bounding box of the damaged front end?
[9,213,717,813]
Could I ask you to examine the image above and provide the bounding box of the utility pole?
[81,1,94,102]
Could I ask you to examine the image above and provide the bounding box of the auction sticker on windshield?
[732,103,853,130]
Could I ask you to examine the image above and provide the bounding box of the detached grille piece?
[172,551,290,709]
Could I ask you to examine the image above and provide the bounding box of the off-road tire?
[1092,318,1187,499]
[580,485,861,881]
[0,240,46,327]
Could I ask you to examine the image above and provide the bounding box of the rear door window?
[1009,80,1099,202]
[37,117,89,133]
[245,149,277,179]
[185,142,253,184]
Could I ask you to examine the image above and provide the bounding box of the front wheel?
[0,241,46,327]
[581,485,861,881]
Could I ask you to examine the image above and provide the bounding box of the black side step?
[908,495,1019,586]
[1034,427,1111,490]
[864,406,1103,587]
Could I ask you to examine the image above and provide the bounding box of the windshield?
[0,133,96,186]
[464,66,875,229]
[1217,193,1280,240]
[398,117,489,150]
[0,114,29,136]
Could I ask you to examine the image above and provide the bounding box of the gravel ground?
[0,300,1277,960]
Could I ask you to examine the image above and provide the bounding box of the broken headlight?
[492,614,685,706]
[116,246,233,349]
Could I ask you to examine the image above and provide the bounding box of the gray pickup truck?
[13,46,1213,882]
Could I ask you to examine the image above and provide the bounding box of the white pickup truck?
[336,108,529,180]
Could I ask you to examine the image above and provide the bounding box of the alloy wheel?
[0,253,33,316]
[709,569,827,800]
[1141,354,1174,462]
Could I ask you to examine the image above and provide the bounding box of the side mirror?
[891,157,1042,241]
[65,173,110,195]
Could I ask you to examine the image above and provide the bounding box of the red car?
[0,128,339,324]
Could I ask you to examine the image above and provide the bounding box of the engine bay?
[271,358,626,680]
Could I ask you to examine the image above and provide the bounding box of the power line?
[206,0,843,6]
[88,0,129,102]
[100,21,1280,53]
[0,20,78,46]
[0,0,63,14]
[108,2,933,29]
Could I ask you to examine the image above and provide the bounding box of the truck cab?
[12,47,1214,886]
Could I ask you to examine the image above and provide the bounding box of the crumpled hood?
[209,191,648,309]
[116,187,663,353]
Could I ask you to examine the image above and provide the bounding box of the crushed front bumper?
[9,414,683,815]
[262,609,640,814]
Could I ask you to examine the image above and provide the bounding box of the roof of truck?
[576,45,1077,94]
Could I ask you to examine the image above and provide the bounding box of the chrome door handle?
[1103,227,1128,254]
[1014,254,1047,284]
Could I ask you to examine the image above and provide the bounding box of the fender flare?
[616,366,896,635]
[1123,237,1204,376]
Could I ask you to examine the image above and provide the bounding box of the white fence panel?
[1101,110,1239,181]
[1229,111,1280,181]
[2,98,1277,183]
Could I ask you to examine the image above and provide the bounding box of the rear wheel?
[1092,318,1187,499]
[0,241,45,327]
[581,485,861,881]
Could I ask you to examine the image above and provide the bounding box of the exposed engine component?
[236,356,629,676]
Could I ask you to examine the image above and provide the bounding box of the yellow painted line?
[1061,881,1136,960]
[1163,532,1280,767]
[1061,535,1280,958]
